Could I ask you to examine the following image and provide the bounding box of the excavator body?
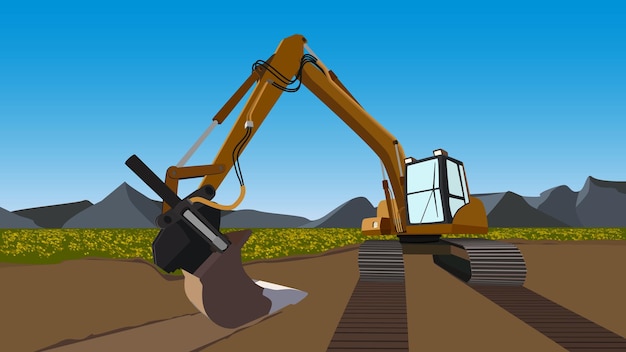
[362,149,488,241]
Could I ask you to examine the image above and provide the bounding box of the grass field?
[1,228,624,268]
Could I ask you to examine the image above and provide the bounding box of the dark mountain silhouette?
[299,197,376,228]
[14,201,93,228]
[475,192,568,227]
[221,210,310,228]
[473,193,506,214]
[522,195,544,209]
[576,177,626,227]
[519,177,626,227]
[4,176,626,228]
[536,186,582,227]
[0,207,40,228]
[63,183,160,228]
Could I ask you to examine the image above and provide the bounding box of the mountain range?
[1,176,624,229]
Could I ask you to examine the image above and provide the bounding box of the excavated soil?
[2,240,626,352]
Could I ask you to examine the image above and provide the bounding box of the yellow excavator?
[126,34,526,331]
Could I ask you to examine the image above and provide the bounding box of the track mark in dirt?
[328,242,408,351]
[472,285,626,351]
[36,313,199,351]
[327,281,409,351]
[38,312,282,352]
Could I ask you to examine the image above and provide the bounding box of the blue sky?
[1,1,624,219]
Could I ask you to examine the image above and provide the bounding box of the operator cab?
[405,149,470,225]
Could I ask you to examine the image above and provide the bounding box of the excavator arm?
[164,34,409,234]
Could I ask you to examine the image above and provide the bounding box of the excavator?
[125,34,527,333]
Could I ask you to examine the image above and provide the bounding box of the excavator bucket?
[125,155,306,329]
[182,229,272,328]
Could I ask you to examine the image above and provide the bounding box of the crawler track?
[473,285,626,351]
[327,241,408,351]
[435,238,626,350]
[435,237,527,285]
[330,239,626,351]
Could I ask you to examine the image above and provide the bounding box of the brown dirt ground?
[2,240,626,352]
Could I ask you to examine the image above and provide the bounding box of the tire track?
[471,285,626,351]
[327,241,408,351]
[326,281,409,351]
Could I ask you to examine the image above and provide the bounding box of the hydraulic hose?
[190,185,246,211]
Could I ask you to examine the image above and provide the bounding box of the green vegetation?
[1,228,624,267]
[0,228,156,265]
[0,228,396,266]
[441,227,626,241]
